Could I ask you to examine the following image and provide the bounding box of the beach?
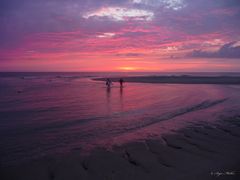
[1,116,240,180]
[1,73,240,180]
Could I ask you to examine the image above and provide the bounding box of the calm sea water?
[0,72,240,166]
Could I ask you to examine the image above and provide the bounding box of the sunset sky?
[0,0,240,72]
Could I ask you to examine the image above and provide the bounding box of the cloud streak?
[83,7,154,21]
[189,41,240,58]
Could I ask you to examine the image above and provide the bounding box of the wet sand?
[1,116,240,180]
[94,76,240,84]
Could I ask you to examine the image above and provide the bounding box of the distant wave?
[112,98,228,134]
[3,99,227,139]
[173,98,227,116]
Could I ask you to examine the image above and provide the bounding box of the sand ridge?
[1,116,240,180]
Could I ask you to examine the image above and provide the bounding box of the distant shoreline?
[93,76,240,85]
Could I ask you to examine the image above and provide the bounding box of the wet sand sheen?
[1,116,240,180]
[2,75,239,167]
[1,74,240,180]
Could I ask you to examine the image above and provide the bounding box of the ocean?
[0,72,240,166]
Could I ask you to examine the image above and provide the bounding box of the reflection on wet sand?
[106,86,111,113]
[120,86,124,112]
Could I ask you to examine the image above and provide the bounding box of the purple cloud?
[189,41,240,58]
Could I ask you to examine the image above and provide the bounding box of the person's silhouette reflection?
[119,78,124,88]
[120,86,123,97]
[119,86,124,111]
[106,86,111,113]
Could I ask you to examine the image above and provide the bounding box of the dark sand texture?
[94,76,240,84]
[1,116,240,180]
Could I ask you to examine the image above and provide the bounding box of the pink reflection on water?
[1,76,240,165]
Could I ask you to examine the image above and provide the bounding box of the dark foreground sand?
[1,116,240,180]
[94,76,240,84]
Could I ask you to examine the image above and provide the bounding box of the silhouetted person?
[106,78,112,88]
[119,78,124,87]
